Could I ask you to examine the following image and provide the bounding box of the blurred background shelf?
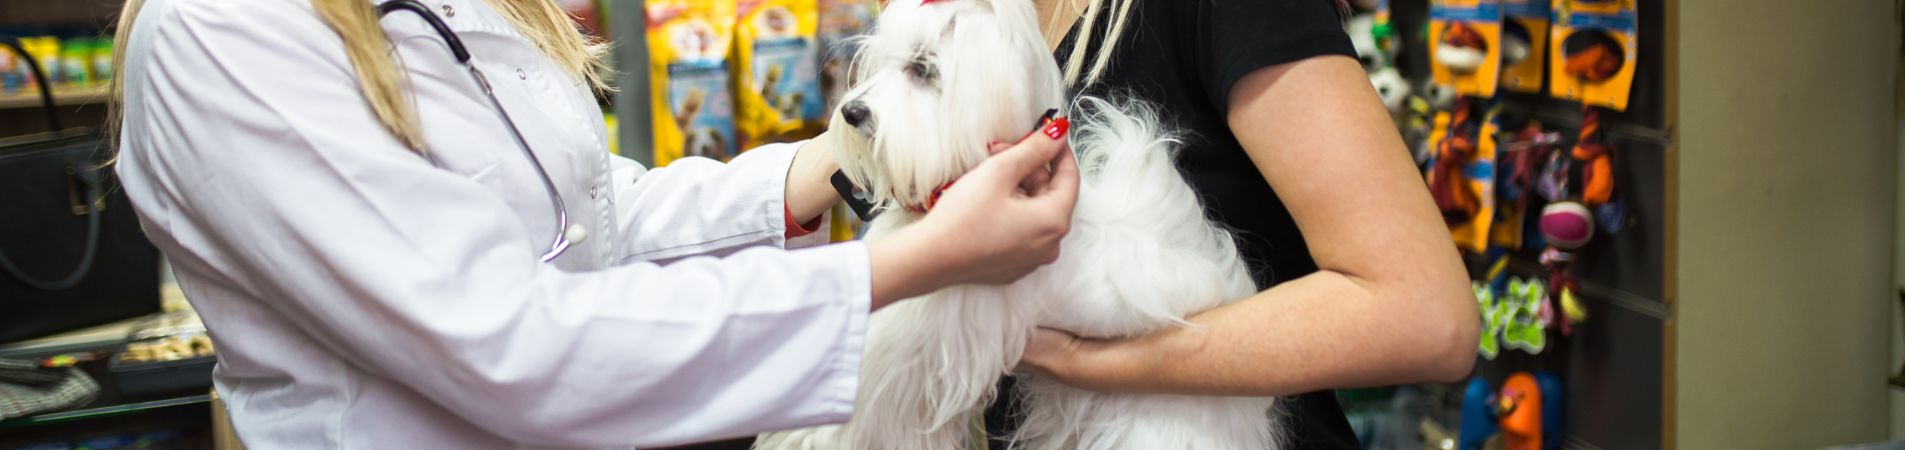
[0,86,108,109]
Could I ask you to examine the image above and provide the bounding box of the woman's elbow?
[1373,269,1478,383]
[1419,280,1480,383]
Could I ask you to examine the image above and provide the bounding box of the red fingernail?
[1042,117,1069,140]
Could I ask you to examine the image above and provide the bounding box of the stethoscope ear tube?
[377,0,471,63]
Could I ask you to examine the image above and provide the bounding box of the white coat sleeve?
[132,2,867,447]
[607,142,818,262]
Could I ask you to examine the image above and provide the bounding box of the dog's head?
[832,0,1065,212]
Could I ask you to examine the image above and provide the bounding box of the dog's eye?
[903,57,938,83]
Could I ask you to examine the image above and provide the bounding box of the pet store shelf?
[0,394,211,428]
[0,86,108,109]
[1498,100,1675,148]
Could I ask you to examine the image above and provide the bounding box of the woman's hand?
[867,120,1079,309]
[1018,327,1183,393]
[1019,328,1098,384]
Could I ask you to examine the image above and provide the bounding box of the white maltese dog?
[757,0,1281,448]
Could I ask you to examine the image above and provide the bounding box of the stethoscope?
[377,0,573,262]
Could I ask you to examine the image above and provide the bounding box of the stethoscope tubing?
[376,0,572,262]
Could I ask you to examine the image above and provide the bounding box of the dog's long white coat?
[756,1,1281,448]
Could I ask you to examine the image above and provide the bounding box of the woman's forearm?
[1047,269,1477,396]
[786,131,843,222]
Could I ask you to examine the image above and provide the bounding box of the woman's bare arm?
[1021,55,1477,396]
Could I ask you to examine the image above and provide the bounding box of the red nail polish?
[1043,117,1069,140]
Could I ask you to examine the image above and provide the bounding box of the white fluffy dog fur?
[756,1,1281,448]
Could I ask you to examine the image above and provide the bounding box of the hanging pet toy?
[1496,121,1561,250]
[1428,99,1482,225]
[1500,276,1550,354]
[1529,16,1638,335]
[1436,23,1489,75]
[1571,106,1629,235]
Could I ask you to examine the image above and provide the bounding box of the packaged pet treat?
[648,0,739,166]
[0,45,18,93]
[19,37,62,89]
[1549,0,1637,110]
[1500,0,1549,93]
[734,0,824,148]
[90,38,114,86]
[60,38,94,86]
[1429,0,1504,97]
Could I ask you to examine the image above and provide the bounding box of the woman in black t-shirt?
[1001,0,1481,448]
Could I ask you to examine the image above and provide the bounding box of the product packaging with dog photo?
[648,0,740,166]
[734,0,826,148]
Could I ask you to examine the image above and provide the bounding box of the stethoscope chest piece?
[564,224,588,245]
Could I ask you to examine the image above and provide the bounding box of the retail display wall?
[1333,1,1669,448]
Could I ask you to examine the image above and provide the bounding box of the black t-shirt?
[987,0,1363,448]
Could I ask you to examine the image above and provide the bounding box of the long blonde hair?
[109,0,609,154]
[1056,0,1132,88]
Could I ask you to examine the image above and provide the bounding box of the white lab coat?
[113,0,870,447]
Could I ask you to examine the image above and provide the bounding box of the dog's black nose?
[841,101,870,127]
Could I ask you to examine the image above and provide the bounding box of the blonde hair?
[110,0,609,154]
[1057,0,1133,88]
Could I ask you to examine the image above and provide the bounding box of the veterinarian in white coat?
[109,0,1077,447]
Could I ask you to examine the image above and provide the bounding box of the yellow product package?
[1500,0,1549,93]
[19,37,61,88]
[648,0,739,167]
[1549,0,1637,111]
[734,0,823,149]
[1429,0,1504,98]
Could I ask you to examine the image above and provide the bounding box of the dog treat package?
[1499,0,1550,93]
[1429,0,1505,98]
[1549,0,1638,111]
[733,0,825,149]
[818,0,878,117]
[648,0,739,167]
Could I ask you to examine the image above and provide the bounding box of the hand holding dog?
[867,120,1079,308]
[938,118,1078,283]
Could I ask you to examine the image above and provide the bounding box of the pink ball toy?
[1540,202,1595,250]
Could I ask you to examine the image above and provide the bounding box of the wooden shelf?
[0,86,108,110]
